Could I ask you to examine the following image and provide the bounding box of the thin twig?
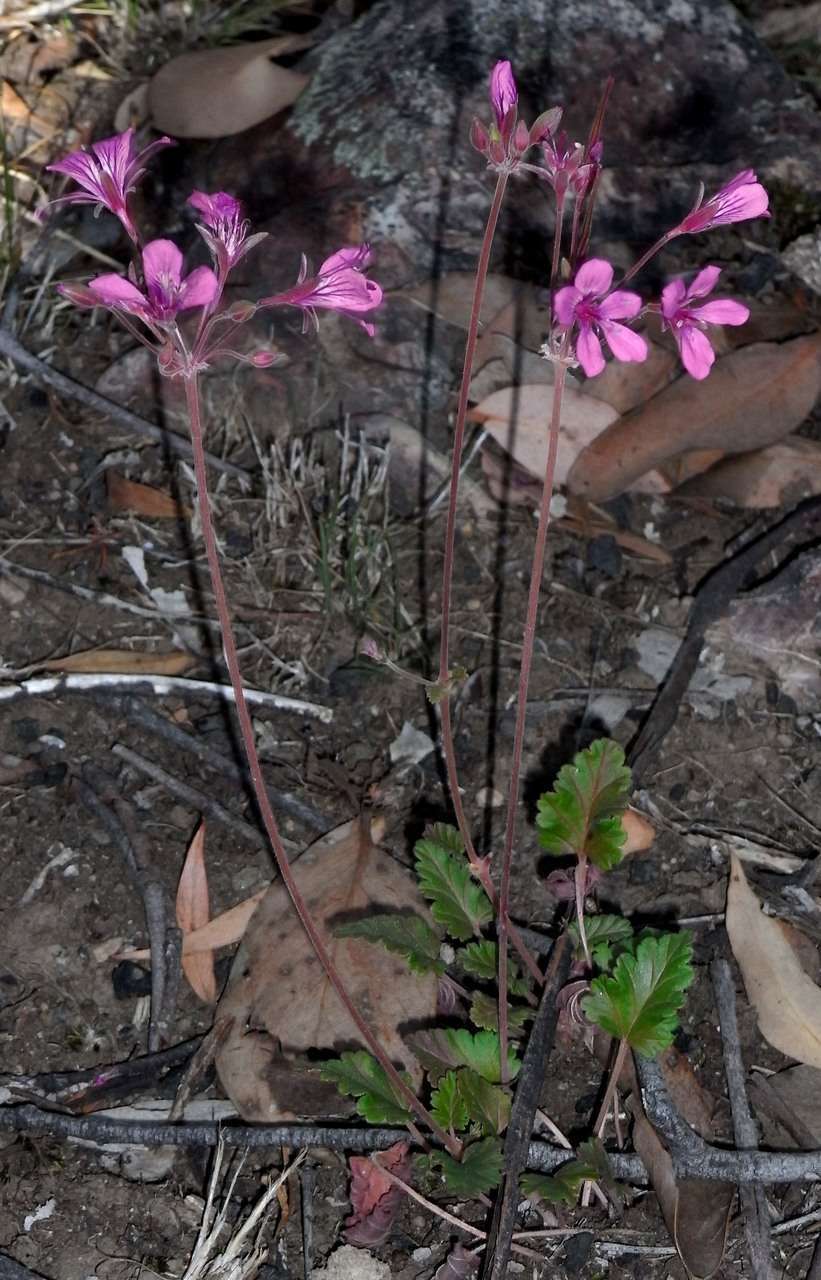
[0,669,333,723]
[74,773,169,1052]
[712,959,773,1280]
[122,696,329,834]
[0,325,248,480]
[110,742,277,853]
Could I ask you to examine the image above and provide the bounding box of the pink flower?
[675,169,769,235]
[72,239,218,325]
[660,265,749,380]
[554,259,648,377]
[42,128,174,242]
[260,245,382,335]
[489,60,518,131]
[540,133,601,201]
[188,190,267,273]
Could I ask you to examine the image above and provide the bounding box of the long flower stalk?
[183,373,460,1159]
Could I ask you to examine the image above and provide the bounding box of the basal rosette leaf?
[409,1027,521,1084]
[521,1160,597,1205]
[436,1137,503,1196]
[581,933,694,1056]
[536,738,631,870]
[569,913,634,969]
[457,940,530,995]
[415,826,493,941]
[320,1050,412,1125]
[431,1071,468,1132]
[455,1067,511,1135]
[334,913,444,974]
[468,991,531,1036]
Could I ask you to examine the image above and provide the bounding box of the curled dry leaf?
[622,808,655,854]
[41,648,195,677]
[568,334,821,502]
[176,821,217,1004]
[345,1140,410,1248]
[677,436,821,508]
[116,887,266,962]
[726,852,821,1068]
[214,817,439,1121]
[149,35,312,137]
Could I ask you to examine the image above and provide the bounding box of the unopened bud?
[225,300,256,323]
[250,350,277,367]
[512,119,530,156]
[359,635,384,662]
[469,118,490,154]
[57,282,98,309]
[530,105,563,144]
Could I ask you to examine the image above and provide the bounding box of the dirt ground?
[1,1,821,1278]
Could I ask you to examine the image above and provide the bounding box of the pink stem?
[497,361,568,1081]
[182,372,460,1158]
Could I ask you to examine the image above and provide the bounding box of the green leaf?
[570,914,634,969]
[409,1028,521,1084]
[521,1160,598,1205]
[334,913,444,974]
[582,932,695,1057]
[415,826,493,941]
[577,1137,624,1213]
[457,941,530,996]
[536,738,632,870]
[469,991,531,1036]
[431,1071,468,1133]
[319,1051,412,1125]
[437,1137,503,1196]
[456,1068,510,1136]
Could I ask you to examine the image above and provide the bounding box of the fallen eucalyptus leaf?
[568,334,821,501]
[726,852,821,1068]
[176,822,217,1003]
[214,817,438,1120]
[149,35,311,137]
[677,436,821,508]
[41,648,195,677]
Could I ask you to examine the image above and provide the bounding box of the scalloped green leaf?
[582,932,695,1057]
[431,1071,468,1133]
[334,912,444,974]
[409,1028,521,1084]
[437,1137,503,1196]
[456,1067,510,1136]
[319,1051,412,1125]
[521,1159,598,1204]
[536,739,632,870]
[569,913,634,969]
[457,940,530,995]
[415,826,493,941]
[468,991,531,1036]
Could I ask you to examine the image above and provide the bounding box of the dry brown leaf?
[1,79,53,135]
[148,35,312,137]
[41,648,195,677]
[677,437,821,508]
[568,334,821,501]
[754,1064,821,1146]
[623,808,655,853]
[176,822,217,1004]
[471,383,621,490]
[726,852,821,1068]
[116,887,267,962]
[631,1106,733,1280]
[214,816,439,1121]
[107,471,189,520]
[584,337,678,414]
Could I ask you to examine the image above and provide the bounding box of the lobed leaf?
[334,913,444,974]
[409,1027,521,1084]
[455,1067,511,1136]
[536,739,632,870]
[458,940,530,995]
[521,1160,598,1205]
[431,1071,468,1133]
[436,1137,503,1196]
[320,1051,412,1125]
[582,933,694,1057]
[569,913,634,969]
[415,826,493,941]
[468,991,531,1036]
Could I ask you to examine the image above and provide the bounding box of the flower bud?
[469,118,490,154]
[250,350,278,367]
[224,300,257,323]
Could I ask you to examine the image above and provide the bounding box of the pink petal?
[553,285,580,326]
[47,150,101,190]
[178,265,219,311]
[88,273,147,311]
[685,264,721,300]
[693,298,749,326]
[320,245,372,274]
[142,239,184,291]
[576,324,605,377]
[490,60,518,126]
[679,325,715,379]
[92,130,134,186]
[600,319,648,363]
[660,279,687,320]
[597,289,642,320]
[574,258,613,298]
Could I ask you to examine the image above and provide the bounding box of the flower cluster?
[470,60,563,174]
[43,130,383,378]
